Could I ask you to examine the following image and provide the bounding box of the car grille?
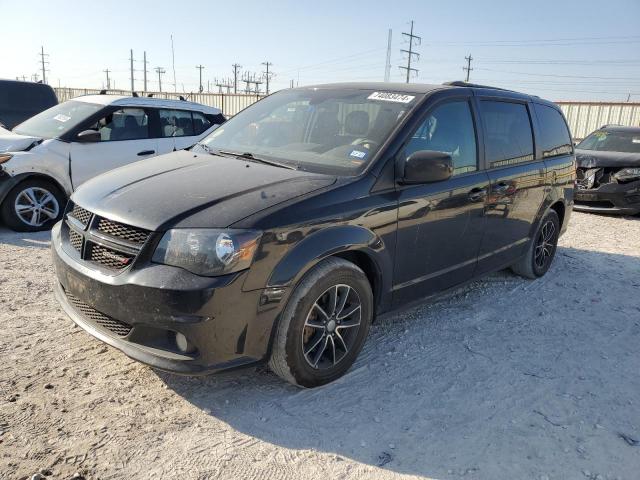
[69,229,83,253]
[65,290,132,337]
[69,203,92,227]
[97,218,150,245]
[63,204,152,274]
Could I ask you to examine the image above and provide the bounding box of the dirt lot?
[1,211,639,480]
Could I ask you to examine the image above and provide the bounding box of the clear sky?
[2,0,640,101]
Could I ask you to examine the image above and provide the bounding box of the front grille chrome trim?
[62,204,153,274]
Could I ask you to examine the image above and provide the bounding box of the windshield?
[13,100,103,139]
[577,130,640,154]
[198,88,421,175]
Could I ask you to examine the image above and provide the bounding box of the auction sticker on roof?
[368,92,415,103]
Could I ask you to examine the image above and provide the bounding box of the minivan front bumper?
[51,221,284,375]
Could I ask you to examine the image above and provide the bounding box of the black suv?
[575,125,640,215]
[52,82,575,387]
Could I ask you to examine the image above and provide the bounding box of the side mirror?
[76,129,101,143]
[400,150,453,184]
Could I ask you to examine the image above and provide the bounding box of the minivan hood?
[72,150,336,231]
[575,149,640,168]
[0,129,42,152]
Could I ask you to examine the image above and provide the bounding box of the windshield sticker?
[53,114,71,123]
[349,149,367,159]
[368,92,415,104]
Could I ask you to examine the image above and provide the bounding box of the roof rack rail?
[442,81,513,92]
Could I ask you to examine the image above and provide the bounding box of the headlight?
[0,153,12,164]
[614,167,640,181]
[152,229,262,276]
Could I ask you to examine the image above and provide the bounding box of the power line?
[143,51,148,92]
[129,49,136,92]
[196,64,205,92]
[39,46,49,84]
[463,54,473,82]
[232,63,242,93]
[399,20,420,83]
[262,61,273,95]
[155,67,166,92]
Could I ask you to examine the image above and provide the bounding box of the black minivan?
[52,82,575,387]
[0,79,58,129]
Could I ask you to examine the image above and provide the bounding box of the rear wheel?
[269,257,373,388]
[1,179,65,232]
[511,210,560,279]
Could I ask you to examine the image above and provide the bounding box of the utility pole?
[196,64,205,92]
[143,51,148,92]
[155,67,166,92]
[384,29,393,82]
[103,69,111,89]
[171,34,177,92]
[290,79,294,89]
[39,46,49,84]
[399,21,421,83]
[463,54,473,82]
[129,49,135,92]
[262,61,273,95]
[232,64,242,93]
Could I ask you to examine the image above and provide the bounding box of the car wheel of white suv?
[1,179,66,232]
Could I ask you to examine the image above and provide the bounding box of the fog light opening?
[175,332,195,354]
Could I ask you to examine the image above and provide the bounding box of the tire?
[511,210,560,279]
[269,257,373,388]
[1,179,66,232]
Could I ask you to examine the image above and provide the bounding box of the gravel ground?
[1,211,639,480]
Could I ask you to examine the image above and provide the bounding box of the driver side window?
[87,108,149,142]
[405,100,478,175]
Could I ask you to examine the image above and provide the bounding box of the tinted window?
[160,109,195,137]
[85,108,149,141]
[577,130,640,154]
[192,111,212,135]
[534,104,572,158]
[480,101,534,168]
[405,100,477,175]
[13,100,102,138]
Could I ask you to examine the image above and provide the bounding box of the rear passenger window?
[405,100,478,175]
[159,110,195,137]
[480,101,534,168]
[192,112,212,135]
[534,104,573,158]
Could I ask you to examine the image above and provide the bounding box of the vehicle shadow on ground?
[0,226,51,248]
[158,246,640,479]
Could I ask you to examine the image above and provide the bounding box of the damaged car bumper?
[575,168,640,214]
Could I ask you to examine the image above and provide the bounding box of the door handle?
[137,150,155,156]
[492,182,511,195]
[468,187,487,202]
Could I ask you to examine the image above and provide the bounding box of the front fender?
[267,224,390,299]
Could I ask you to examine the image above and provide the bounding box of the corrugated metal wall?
[53,88,264,117]
[556,102,640,141]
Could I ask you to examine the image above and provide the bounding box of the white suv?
[0,94,224,231]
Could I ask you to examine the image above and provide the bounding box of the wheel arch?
[0,172,69,206]
[267,225,391,314]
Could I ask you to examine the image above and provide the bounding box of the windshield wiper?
[216,150,298,170]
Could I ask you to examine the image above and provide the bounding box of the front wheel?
[511,210,560,279]
[269,257,373,388]
[1,179,66,232]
